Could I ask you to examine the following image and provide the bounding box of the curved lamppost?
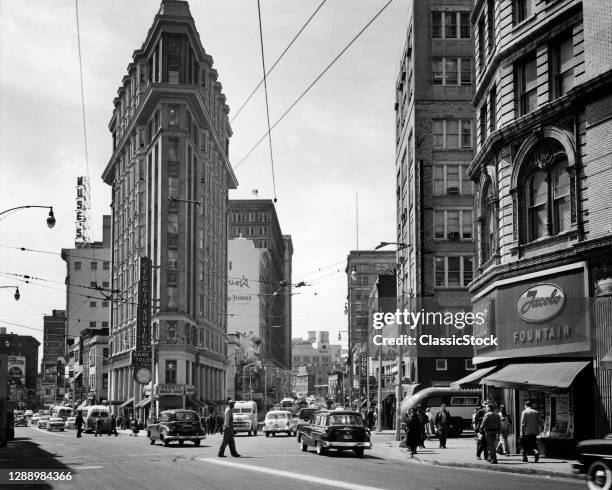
[0,205,56,228]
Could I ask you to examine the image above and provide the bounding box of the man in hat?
[218,398,241,457]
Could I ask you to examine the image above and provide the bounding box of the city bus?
[51,406,73,421]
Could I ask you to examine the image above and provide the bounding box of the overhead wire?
[230,0,328,124]
[74,0,90,183]
[256,0,278,203]
[234,0,395,170]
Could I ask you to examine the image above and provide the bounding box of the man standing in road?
[94,416,103,437]
[434,403,451,449]
[109,414,118,436]
[218,399,241,458]
[480,403,501,464]
[521,400,542,463]
[75,411,84,439]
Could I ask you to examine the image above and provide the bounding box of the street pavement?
[1,425,586,490]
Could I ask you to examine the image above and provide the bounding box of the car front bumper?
[164,435,206,441]
[265,427,294,432]
[572,462,585,475]
[320,441,372,449]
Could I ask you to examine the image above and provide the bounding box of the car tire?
[254,429,258,436]
[353,448,365,458]
[587,460,612,490]
[248,431,252,437]
[179,440,184,446]
[287,431,291,437]
[194,439,201,447]
[316,443,326,456]
[162,435,170,447]
[150,438,155,445]
[301,440,308,452]
[265,432,270,438]
[297,434,301,443]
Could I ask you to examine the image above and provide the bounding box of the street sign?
[157,384,185,396]
[131,350,152,369]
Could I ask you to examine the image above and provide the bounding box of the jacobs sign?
[516,283,566,323]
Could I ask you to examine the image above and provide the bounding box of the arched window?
[480,179,496,264]
[552,160,570,234]
[527,169,548,241]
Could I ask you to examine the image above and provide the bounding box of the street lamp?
[0,286,20,301]
[0,205,56,228]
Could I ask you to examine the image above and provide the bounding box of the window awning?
[450,366,497,389]
[135,398,151,409]
[119,397,135,409]
[480,361,590,390]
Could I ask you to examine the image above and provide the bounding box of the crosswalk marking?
[198,458,388,490]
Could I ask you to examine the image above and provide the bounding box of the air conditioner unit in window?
[447,187,459,195]
[447,232,461,239]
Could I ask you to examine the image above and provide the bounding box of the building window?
[445,12,457,38]
[168,105,179,127]
[432,12,442,38]
[74,261,82,270]
[552,163,571,234]
[465,359,476,371]
[89,321,96,328]
[102,301,109,308]
[516,55,537,116]
[487,0,495,52]
[102,321,109,328]
[165,360,177,384]
[460,12,470,39]
[478,16,485,72]
[90,301,97,308]
[480,179,496,264]
[489,85,497,133]
[433,164,473,195]
[527,169,548,241]
[433,210,473,240]
[432,58,470,86]
[103,261,110,270]
[434,256,474,287]
[435,359,448,371]
[90,261,97,270]
[550,35,574,99]
[513,0,531,25]
[480,104,488,144]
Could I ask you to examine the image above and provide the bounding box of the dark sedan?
[15,416,28,427]
[573,435,612,489]
[147,409,205,447]
[297,410,372,458]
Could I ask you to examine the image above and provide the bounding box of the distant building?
[41,310,66,404]
[228,200,293,371]
[80,328,110,405]
[0,328,40,410]
[292,331,342,398]
[61,215,111,339]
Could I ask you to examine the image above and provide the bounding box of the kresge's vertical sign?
[135,256,152,365]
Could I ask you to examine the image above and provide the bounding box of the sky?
[0,0,408,352]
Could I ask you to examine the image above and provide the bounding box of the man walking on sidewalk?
[109,414,118,436]
[434,403,451,449]
[473,402,489,460]
[218,399,241,458]
[521,400,542,463]
[75,411,84,438]
[480,403,501,464]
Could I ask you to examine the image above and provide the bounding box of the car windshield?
[299,410,314,420]
[329,414,363,426]
[267,413,289,420]
[175,412,197,421]
[232,408,251,414]
[51,418,62,422]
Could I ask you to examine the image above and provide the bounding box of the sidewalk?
[371,432,581,480]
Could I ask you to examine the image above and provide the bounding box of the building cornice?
[468,69,612,180]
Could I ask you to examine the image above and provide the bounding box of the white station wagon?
[264,410,297,437]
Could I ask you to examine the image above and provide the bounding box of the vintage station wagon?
[297,410,372,458]
[147,409,205,447]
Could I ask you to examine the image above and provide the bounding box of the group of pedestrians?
[201,412,224,434]
[473,399,542,464]
[404,403,452,457]
[73,412,137,438]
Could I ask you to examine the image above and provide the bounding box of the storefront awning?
[451,366,497,389]
[135,398,151,409]
[480,361,590,390]
[188,397,204,410]
[119,397,135,409]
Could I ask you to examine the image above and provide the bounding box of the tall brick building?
[464,0,612,454]
[102,0,237,418]
[395,0,476,388]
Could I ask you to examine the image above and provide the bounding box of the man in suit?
[434,403,451,449]
[218,399,241,457]
[521,400,542,463]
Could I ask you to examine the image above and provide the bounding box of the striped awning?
[119,397,134,409]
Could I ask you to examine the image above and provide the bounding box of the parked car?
[298,410,372,458]
[264,410,297,437]
[37,416,51,429]
[30,413,41,425]
[64,417,77,430]
[15,416,28,427]
[573,435,612,489]
[24,410,33,419]
[47,418,65,432]
[147,410,205,447]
